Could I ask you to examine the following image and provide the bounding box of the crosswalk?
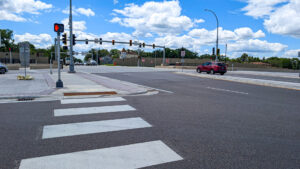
[19,97,183,169]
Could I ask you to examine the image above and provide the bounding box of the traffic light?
[212,47,215,55]
[139,43,142,48]
[217,48,220,56]
[72,34,76,46]
[100,38,102,45]
[112,40,115,45]
[62,33,67,45]
[54,23,64,33]
[153,44,155,49]
[63,46,68,50]
[129,40,132,46]
[85,39,88,44]
[142,43,145,48]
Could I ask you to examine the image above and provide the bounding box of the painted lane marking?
[54,105,136,117]
[42,117,151,139]
[61,97,126,104]
[19,140,183,169]
[206,87,249,95]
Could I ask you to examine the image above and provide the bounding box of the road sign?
[181,50,185,57]
[19,42,30,67]
[120,52,126,59]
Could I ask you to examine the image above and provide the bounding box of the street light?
[69,0,76,73]
[205,9,219,62]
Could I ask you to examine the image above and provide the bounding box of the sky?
[0,0,300,60]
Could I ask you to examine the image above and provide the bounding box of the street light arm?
[205,9,219,62]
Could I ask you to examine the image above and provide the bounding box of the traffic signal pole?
[56,32,63,88]
[68,0,75,73]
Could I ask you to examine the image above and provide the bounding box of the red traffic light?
[54,23,64,33]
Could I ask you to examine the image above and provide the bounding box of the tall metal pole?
[205,9,219,62]
[163,46,166,65]
[56,33,63,88]
[69,0,75,73]
[225,43,227,63]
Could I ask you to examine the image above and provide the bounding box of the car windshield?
[217,63,225,66]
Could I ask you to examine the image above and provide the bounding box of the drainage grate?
[17,97,35,101]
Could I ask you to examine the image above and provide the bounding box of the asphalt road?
[0,71,299,169]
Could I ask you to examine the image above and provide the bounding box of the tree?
[240,53,249,62]
[98,49,109,57]
[110,49,120,59]
[0,29,14,52]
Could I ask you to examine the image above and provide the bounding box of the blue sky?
[1,0,300,59]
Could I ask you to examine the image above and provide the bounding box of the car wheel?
[207,70,211,74]
[212,70,216,74]
[0,68,5,74]
[196,68,201,73]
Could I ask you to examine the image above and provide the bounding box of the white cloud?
[264,0,300,38]
[242,0,289,18]
[234,27,265,39]
[188,27,265,43]
[0,11,26,22]
[77,8,95,17]
[0,0,52,22]
[242,0,300,38]
[228,39,287,53]
[283,49,300,58]
[111,1,194,37]
[14,33,52,48]
[61,18,87,32]
[114,0,119,5]
[62,7,95,17]
[194,19,205,24]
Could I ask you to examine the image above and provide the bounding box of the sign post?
[19,42,30,77]
[181,48,185,72]
[298,51,300,78]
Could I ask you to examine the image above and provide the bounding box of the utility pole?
[225,43,227,63]
[69,0,75,73]
[205,9,219,62]
[162,46,166,65]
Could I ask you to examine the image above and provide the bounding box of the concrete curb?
[176,72,300,91]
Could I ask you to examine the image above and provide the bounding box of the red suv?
[196,62,227,75]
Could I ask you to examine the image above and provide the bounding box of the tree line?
[1,29,299,69]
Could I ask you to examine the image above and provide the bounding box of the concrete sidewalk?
[0,70,55,98]
[0,69,151,100]
[50,72,116,98]
[177,72,300,91]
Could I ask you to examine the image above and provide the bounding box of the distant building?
[126,51,138,58]
[101,56,113,64]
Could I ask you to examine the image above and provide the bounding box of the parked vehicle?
[88,60,97,66]
[196,62,227,75]
[0,62,8,74]
[65,57,70,65]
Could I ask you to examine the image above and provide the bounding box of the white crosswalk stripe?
[42,117,152,139]
[61,97,126,104]
[19,140,183,169]
[54,105,136,117]
[18,97,183,168]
